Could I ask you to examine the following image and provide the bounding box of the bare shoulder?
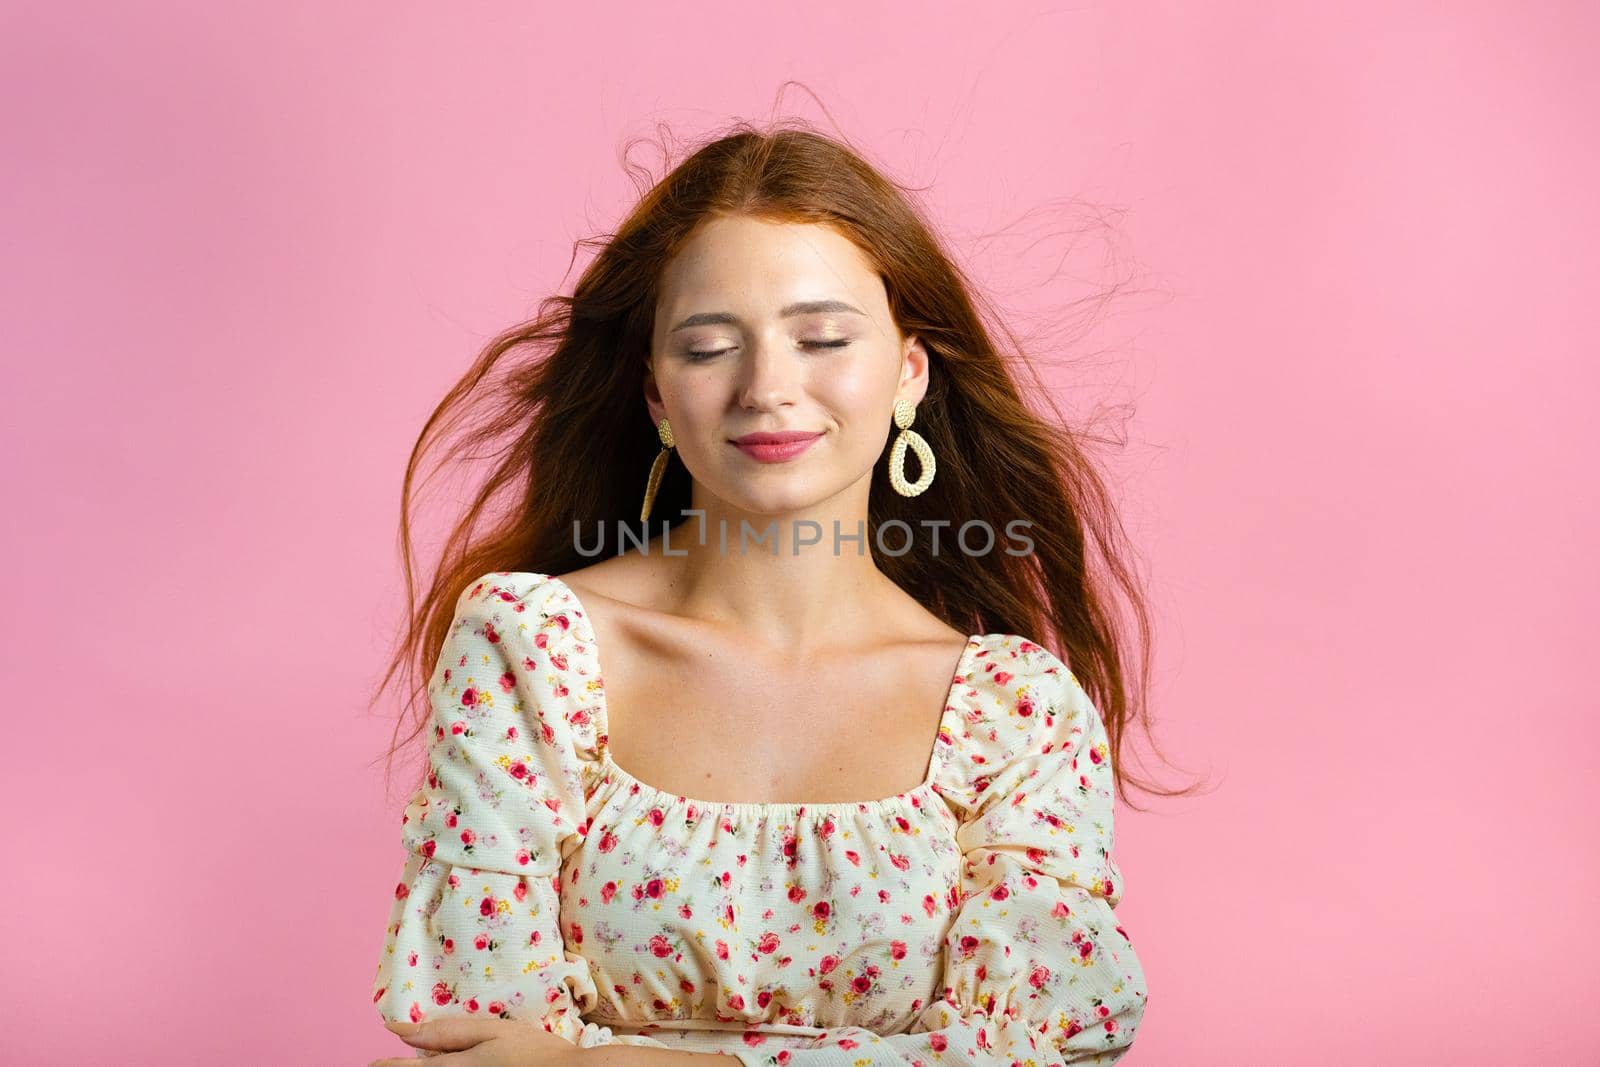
[869,576,972,651]
[548,555,688,671]
[551,554,672,611]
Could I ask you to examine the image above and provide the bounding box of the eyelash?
[685,339,853,362]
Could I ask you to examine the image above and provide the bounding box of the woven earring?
[640,416,675,522]
[888,398,935,497]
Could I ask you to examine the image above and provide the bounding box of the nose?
[736,334,801,412]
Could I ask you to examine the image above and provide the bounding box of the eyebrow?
[668,299,867,332]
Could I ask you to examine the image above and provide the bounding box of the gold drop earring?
[888,398,935,496]
[639,416,675,522]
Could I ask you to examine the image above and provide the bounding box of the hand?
[371,1017,588,1067]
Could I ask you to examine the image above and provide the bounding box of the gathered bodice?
[370,571,1147,1064]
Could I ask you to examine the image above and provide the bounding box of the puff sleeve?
[737,642,1148,1065]
[369,572,663,1051]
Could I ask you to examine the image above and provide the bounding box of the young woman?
[368,124,1171,1066]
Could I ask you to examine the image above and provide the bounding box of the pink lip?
[730,430,823,463]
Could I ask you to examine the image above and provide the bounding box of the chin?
[716,482,834,516]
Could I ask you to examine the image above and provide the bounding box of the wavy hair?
[369,117,1203,812]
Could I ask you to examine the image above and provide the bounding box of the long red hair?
[369,118,1203,812]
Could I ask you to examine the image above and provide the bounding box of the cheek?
[660,385,724,440]
[813,362,895,420]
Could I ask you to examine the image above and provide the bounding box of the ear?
[896,334,932,406]
[643,354,665,425]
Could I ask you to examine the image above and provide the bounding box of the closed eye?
[685,339,853,362]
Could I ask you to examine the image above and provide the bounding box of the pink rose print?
[369,627,1144,1060]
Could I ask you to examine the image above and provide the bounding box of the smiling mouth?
[729,431,824,463]
[730,431,824,445]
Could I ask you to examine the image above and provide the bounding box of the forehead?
[658,215,879,298]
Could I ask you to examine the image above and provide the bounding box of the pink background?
[4,3,1596,1064]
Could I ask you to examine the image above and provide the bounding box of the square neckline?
[542,573,983,816]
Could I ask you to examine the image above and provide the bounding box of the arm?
[585,1050,730,1065]
[370,574,669,1052]
[731,659,1148,1066]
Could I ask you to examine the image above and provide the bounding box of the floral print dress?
[370,571,1148,1064]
